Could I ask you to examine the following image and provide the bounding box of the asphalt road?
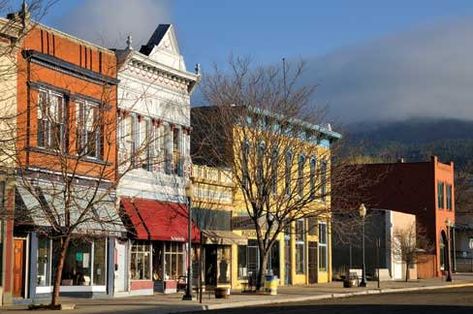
[187,286,473,314]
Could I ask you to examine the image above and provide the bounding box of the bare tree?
[0,18,170,309]
[191,57,368,289]
[392,222,432,282]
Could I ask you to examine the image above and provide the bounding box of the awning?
[202,230,247,245]
[121,198,200,242]
[16,182,126,237]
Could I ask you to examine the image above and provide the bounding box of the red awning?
[121,198,200,242]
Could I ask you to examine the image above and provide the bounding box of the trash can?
[265,275,278,295]
[343,272,359,288]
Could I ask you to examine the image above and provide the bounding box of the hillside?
[345,118,473,168]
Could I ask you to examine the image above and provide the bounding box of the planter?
[215,287,229,299]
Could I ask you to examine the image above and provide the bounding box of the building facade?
[333,156,455,278]
[1,9,124,304]
[191,105,341,288]
[115,24,200,295]
[333,209,417,281]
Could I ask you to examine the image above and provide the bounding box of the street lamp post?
[183,178,194,300]
[359,203,367,287]
[445,219,453,282]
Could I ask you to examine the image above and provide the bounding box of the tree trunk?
[256,251,269,291]
[51,234,71,307]
[405,262,409,282]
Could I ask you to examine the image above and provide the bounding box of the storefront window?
[93,239,106,285]
[237,245,247,279]
[37,238,51,286]
[59,239,92,286]
[131,242,151,280]
[318,222,328,271]
[267,241,280,277]
[164,242,184,280]
[217,246,231,284]
[296,220,305,274]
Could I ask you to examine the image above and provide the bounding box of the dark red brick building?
[333,156,455,278]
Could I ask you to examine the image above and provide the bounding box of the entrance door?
[205,246,217,286]
[13,239,25,298]
[308,241,318,284]
[114,240,127,292]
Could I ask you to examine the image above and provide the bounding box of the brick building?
[1,8,124,304]
[333,156,455,278]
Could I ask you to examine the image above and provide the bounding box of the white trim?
[36,286,52,294]
[59,285,106,293]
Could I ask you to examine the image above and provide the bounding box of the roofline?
[192,105,342,141]
[31,21,115,54]
[116,49,199,93]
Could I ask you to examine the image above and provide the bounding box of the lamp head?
[185,177,194,198]
[359,203,367,218]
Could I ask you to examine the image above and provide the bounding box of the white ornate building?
[114,25,200,296]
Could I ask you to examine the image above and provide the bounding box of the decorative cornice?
[23,50,119,85]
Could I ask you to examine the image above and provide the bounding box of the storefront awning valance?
[16,182,126,237]
[121,198,200,242]
[202,230,247,246]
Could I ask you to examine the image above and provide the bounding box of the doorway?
[308,241,318,284]
[114,239,127,293]
[13,238,25,298]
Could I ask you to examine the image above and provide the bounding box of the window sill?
[29,147,111,166]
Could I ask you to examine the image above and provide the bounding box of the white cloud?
[53,0,171,49]
[305,18,473,123]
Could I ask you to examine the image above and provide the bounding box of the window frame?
[295,219,305,274]
[37,89,66,151]
[76,99,102,159]
[318,222,328,272]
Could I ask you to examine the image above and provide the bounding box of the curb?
[171,282,473,313]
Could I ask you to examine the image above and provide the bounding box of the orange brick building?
[333,156,455,278]
[1,10,123,304]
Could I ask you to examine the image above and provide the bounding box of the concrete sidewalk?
[3,274,473,314]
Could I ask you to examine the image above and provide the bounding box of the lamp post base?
[359,280,367,287]
[182,294,193,301]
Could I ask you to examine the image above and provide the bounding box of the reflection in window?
[131,242,151,280]
[93,239,106,285]
[164,242,184,280]
[37,238,51,286]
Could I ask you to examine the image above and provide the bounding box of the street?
[185,287,473,314]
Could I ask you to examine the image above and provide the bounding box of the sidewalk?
[3,274,473,314]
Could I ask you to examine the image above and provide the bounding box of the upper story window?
[285,150,293,195]
[241,140,250,189]
[437,181,445,209]
[298,154,306,197]
[271,148,278,194]
[320,160,328,201]
[76,100,102,159]
[37,90,65,150]
[309,157,317,199]
[257,141,266,185]
[446,184,453,211]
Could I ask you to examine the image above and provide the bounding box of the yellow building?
[191,105,341,289]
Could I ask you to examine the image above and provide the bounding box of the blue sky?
[41,0,473,70]
[9,0,473,123]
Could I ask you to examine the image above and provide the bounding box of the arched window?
[309,157,317,199]
[241,140,250,189]
[257,141,266,184]
[271,148,279,194]
[285,150,293,195]
[298,155,306,197]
